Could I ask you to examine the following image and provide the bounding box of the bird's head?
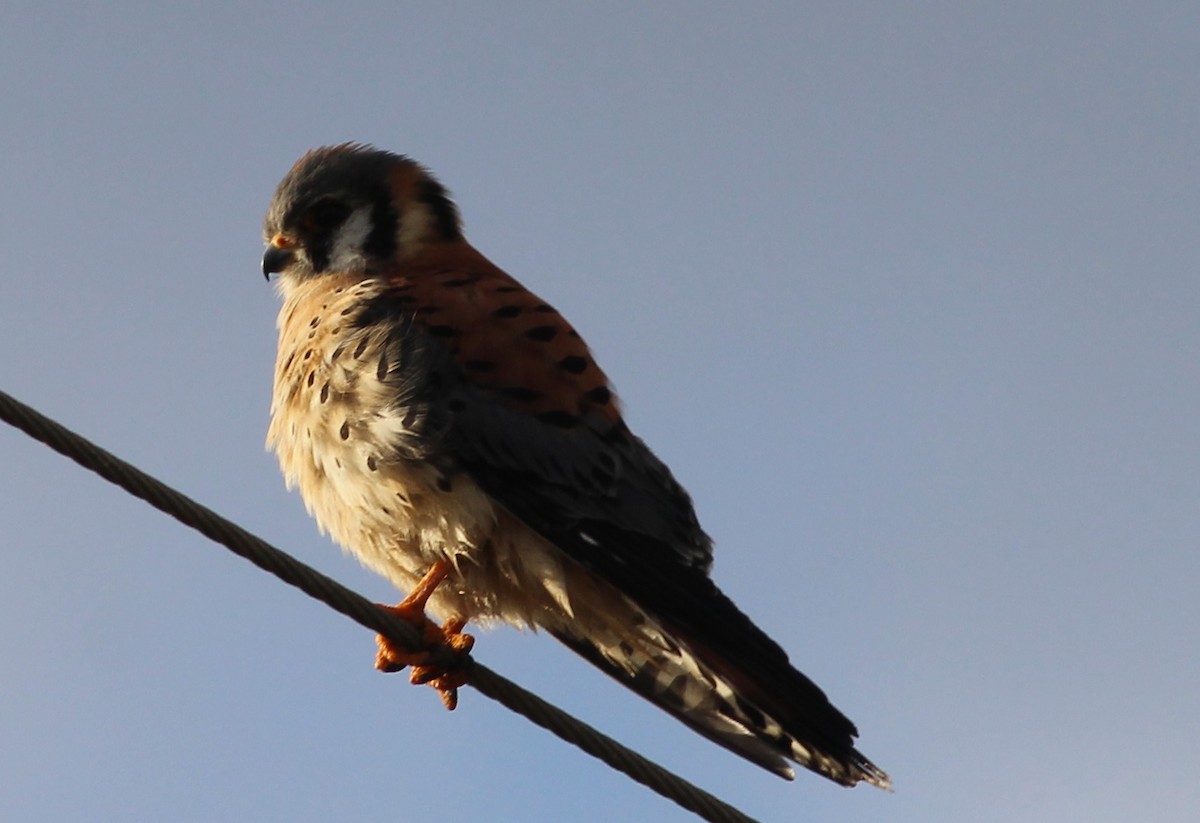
[262,143,463,282]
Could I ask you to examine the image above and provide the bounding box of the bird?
[261,143,890,789]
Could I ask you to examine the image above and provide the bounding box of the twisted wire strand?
[0,388,760,823]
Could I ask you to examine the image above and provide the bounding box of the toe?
[375,633,432,672]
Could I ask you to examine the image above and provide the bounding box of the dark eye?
[302,199,349,232]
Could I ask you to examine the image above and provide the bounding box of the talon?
[374,615,445,672]
[442,617,475,653]
[414,668,471,711]
[375,635,433,673]
[407,618,474,709]
[431,672,469,710]
[370,560,475,709]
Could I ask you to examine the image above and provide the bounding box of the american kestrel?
[262,143,889,789]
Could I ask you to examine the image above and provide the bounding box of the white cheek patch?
[326,206,375,272]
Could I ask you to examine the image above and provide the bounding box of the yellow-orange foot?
[408,617,475,710]
[373,560,476,710]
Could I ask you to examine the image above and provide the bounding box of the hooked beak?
[262,235,297,280]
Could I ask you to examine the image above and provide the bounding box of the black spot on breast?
[557,355,588,374]
[353,337,370,358]
[340,306,356,316]
[401,408,420,429]
[367,456,378,472]
[491,305,522,319]
[309,316,320,328]
[525,325,558,342]
[339,421,351,440]
[376,352,390,380]
[320,382,330,403]
[538,410,580,427]
[306,371,315,387]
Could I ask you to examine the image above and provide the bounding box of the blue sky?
[2,3,1197,821]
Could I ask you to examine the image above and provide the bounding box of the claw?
[373,560,475,709]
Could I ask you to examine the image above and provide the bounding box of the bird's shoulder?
[364,243,622,428]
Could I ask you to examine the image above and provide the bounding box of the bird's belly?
[268,385,489,604]
[268,368,590,630]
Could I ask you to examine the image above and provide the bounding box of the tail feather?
[672,622,892,789]
[550,629,796,778]
[549,587,891,790]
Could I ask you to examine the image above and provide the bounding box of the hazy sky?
[2,3,1197,822]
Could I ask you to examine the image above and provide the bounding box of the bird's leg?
[374,559,451,672]
[374,559,475,710]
